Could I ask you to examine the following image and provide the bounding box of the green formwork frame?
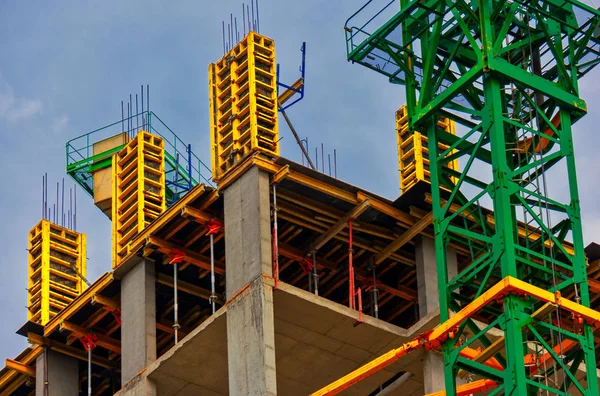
[346,0,600,394]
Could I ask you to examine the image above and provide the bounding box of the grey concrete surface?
[121,259,157,385]
[35,349,79,396]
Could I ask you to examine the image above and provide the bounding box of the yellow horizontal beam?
[308,199,371,253]
[374,211,433,265]
[156,273,213,301]
[278,78,303,105]
[91,294,119,311]
[428,276,600,342]
[0,346,42,394]
[5,359,35,377]
[28,333,118,370]
[310,339,422,396]
[59,321,121,354]
[44,272,114,337]
[146,236,225,274]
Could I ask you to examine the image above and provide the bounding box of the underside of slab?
[128,278,440,396]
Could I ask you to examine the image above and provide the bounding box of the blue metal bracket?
[277,42,306,111]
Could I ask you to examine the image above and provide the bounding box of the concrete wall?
[35,349,79,396]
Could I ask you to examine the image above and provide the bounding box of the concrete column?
[224,166,277,396]
[415,236,460,394]
[120,259,156,385]
[35,349,79,396]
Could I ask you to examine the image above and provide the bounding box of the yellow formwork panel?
[209,31,279,182]
[396,105,458,194]
[27,219,87,326]
[112,130,166,269]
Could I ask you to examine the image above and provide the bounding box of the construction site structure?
[2,3,600,396]
[396,105,458,194]
[27,219,86,326]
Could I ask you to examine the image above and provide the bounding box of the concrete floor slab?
[135,278,440,395]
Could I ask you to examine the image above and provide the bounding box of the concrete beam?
[224,166,277,396]
[121,259,156,385]
[35,349,78,396]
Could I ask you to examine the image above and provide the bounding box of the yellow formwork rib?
[209,31,279,182]
[27,219,86,326]
[112,131,166,269]
[396,105,458,194]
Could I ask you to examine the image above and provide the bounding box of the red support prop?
[205,219,222,236]
[79,334,99,352]
[348,220,355,310]
[168,248,186,265]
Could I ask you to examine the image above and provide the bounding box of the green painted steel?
[66,111,213,206]
[346,0,600,394]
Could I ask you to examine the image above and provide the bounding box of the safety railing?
[66,111,213,205]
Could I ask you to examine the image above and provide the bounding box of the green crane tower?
[344,1,600,394]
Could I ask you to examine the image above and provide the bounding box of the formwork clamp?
[79,334,99,352]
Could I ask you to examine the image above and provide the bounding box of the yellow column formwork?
[27,219,87,326]
[396,105,458,194]
[209,31,279,182]
[111,131,166,269]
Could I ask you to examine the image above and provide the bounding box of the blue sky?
[1,0,600,362]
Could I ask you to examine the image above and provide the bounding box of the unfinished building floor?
[119,277,440,396]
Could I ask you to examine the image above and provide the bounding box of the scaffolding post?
[168,249,185,345]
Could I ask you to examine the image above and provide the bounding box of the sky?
[1,0,600,362]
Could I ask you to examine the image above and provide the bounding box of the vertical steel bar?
[210,233,216,314]
[348,220,354,310]
[88,347,92,396]
[173,263,179,344]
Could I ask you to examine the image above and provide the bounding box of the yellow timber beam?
[0,346,42,394]
[44,272,114,337]
[146,236,225,274]
[308,199,371,253]
[374,211,433,265]
[278,78,304,106]
[59,321,121,354]
[156,273,213,301]
[5,359,35,377]
[91,294,119,311]
[27,333,118,369]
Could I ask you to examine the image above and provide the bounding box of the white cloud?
[0,75,42,122]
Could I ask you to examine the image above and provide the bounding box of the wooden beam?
[156,273,213,301]
[5,359,35,377]
[59,321,121,354]
[279,242,416,300]
[272,165,290,184]
[27,333,118,370]
[308,199,371,253]
[91,294,119,311]
[44,272,114,337]
[147,236,225,274]
[374,212,433,265]
[181,206,212,224]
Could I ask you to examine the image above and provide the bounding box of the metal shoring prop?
[168,249,185,344]
[205,220,222,313]
[312,251,318,295]
[272,183,280,289]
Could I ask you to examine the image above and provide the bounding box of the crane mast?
[344,0,600,394]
